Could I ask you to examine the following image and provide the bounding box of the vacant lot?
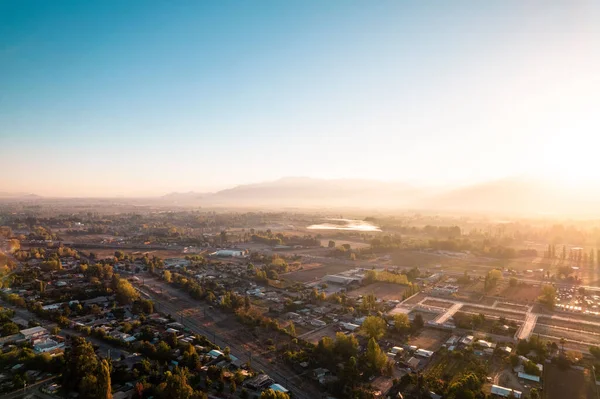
[347,282,409,301]
[299,324,339,345]
[421,299,456,309]
[460,305,526,321]
[498,285,542,303]
[408,328,451,351]
[544,364,596,399]
[495,302,529,312]
[284,263,354,283]
[533,323,600,345]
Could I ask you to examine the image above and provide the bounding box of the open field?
[494,302,530,312]
[543,364,596,399]
[408,328,451,351]
[421,299,456,309]
[299,324,339,344]
[537,316,600,334]
[460,305,526,321]
[284,263,355,282]
[347,282,408,300]
[498,285,542,303]
[533,324,600,345]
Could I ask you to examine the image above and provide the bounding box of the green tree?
[164,367,194,399]
[260,389,290,399]
[365,338,387,373]
[115,278,139,305]
[163,270,172,283]
[393,313,410,334]
[63,336,100,394]
[1,322,19,336]
[538,285,556,308]
[361,316,387,340]
[287,322,296,337]
[328,240,336,248]
[97,359,113,399]
[412,313,424,330]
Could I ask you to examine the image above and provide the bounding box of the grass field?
[347,282,409,301]
[543,364,596,399]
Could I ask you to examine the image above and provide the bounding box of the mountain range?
[3,177,599,216]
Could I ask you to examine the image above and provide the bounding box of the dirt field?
[495,302,530,312]
[347,282,409,301]
[284,263,356,282]
[421,299,456,309]
[298,324,339,344]
[543,364,596,399]
[498,285,542,303]
[533,323,600,345]
[408,327,451,351]
[460,305,526,321]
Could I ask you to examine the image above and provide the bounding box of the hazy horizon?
[2,1,599,197]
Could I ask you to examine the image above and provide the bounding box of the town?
[0,207,599,399]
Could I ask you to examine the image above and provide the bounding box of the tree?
[538,285,556,308]
[51,326,61,335]
[328,240,336,248]
[287,322,296,337]
[365,338,387,373]
[484,269,502,292]
[412,313,424,330]
[1,322,19,336]
[393,313,410,334]
[361,316,387,340]
[164,367,194,399]
[63,336,100,393]
[97,359,112,399]
[590,345,600,359]
[260,389,290,399]
[115,278,139,305]
[163,270,172,283]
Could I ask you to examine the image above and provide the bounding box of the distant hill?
[199,177,427,208]
[419,177,600,216]
[0,192,41,199]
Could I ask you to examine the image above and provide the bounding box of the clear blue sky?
[1,1,598,196]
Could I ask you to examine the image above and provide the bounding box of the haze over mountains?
[3,177,599,216]
[137,177,600,216]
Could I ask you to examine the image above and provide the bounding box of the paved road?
[137,281,317,399]
[0,376,56,399]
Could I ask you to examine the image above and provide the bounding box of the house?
[415,349,434,358]
[517,372,540,382]
[313,368,330,381]
[244,374,274,391]
[390,346,404,355]
[270,384,289,394]
[491,384,521,398]
[207,349,224,359]
[19,326,48,341]
[460,335,474,345]
[33,338,65,354]
[476,340,495,349]
[406,357,420,370]
[323,274,363,286]
[340,322,360,332]
[310,319,326,327]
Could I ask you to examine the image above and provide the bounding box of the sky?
[1,1,599,197]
